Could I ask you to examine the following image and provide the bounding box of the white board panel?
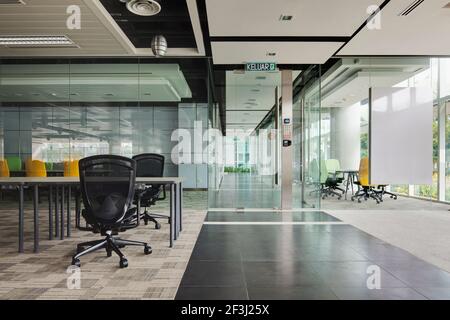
[370,87,433,185]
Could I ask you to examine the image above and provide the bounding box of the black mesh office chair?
[132,153,169,229]
[72,155,152,269]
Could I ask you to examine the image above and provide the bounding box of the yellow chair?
[351,157,381,203]
[64,160,79,177]
[26,160,47,177]
[0,159,10,177]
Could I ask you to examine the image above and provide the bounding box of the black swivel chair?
[72,155,152,269]
[132,153,169,229]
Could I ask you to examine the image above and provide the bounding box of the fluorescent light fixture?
[0,35,76,47]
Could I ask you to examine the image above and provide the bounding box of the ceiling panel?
[206,0,384,37]
[0,0,130,56]
[100,0,196,49]
[0,0,205,57]
[0,63,192,102]
[338,0,450,56]
[211,41,343,65]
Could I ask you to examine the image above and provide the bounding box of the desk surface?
[0,177,182,185]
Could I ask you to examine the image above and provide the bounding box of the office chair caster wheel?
[143,217,149,225]
[338,196,342,200]
[106,248,112,257]
[72,258,81,268]
[144,245,152,255]
[119,258,128,268]
[155,222,161,230]
[358,199,361,203]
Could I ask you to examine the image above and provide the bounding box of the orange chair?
[351,157,381,203]
[26,160,47,177]
[64,160,79,177]
[0,159,10,177]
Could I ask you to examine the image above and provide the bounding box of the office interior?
[0,0,449,301]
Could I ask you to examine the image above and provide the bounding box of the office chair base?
[142,210,170,229]
[72,231,151,268]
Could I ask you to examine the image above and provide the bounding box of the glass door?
[208,70,282,209]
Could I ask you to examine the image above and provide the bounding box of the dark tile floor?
[176,211,450,300]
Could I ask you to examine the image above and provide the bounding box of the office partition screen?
[369,87,433,185]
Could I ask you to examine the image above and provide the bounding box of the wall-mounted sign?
[245,62,277,72]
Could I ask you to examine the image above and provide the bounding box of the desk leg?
[75,190,80,227]
[169,184,175,248]
[60,185,65,240]
[136,194,141,227]
[174,184,178,241]
[350,173,355,195]
[33,185,39,253]
[48,186,53,240]
[67,186,71,237]
[55,186,59,238]
[179,182,183,233]
[344,173,350,200]
[18,185,24,253]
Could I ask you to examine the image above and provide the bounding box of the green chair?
[325,159,345,193]
[6,156,22,172]
[45,162,54,171]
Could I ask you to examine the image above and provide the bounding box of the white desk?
[0,177,183,253]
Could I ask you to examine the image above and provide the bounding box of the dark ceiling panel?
[100,0,197,49]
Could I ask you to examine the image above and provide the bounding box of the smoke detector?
[125,0,161,16]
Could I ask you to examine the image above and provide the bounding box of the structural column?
[281,70,293,210]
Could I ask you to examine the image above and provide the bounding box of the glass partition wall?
[319,57,450,209]
[0,58,211,187]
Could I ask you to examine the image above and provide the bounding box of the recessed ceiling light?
[279,14,293,21]
[50,93,57,96]
[0,35,76,47]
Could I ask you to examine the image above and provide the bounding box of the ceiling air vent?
[398,0,425,16]
[126,0,161,16]
[0,0,25,4]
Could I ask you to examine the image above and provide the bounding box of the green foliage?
[360,132,368,158]
[224,166,251,173]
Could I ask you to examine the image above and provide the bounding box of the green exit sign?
[245,62,277,72]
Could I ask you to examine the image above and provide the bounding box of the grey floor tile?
[331,287,428,300]
[176,286,248,300]
[242,261,326,287]
[180,261,246,287]
[247,286,338,300]
[310,261,408,288]
[414,287,450,300]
